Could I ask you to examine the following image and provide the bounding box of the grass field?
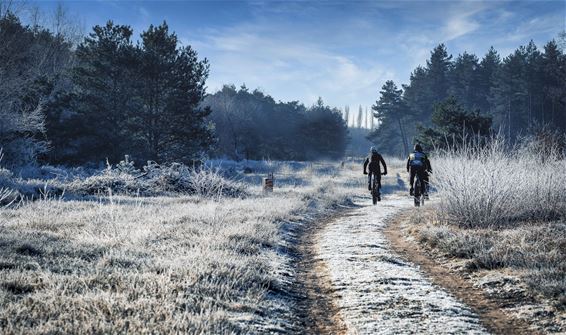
[0,159,367,334]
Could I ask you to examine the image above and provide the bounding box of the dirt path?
[295,213,349,334]
[299,194,489,334]
[385,211,538,335]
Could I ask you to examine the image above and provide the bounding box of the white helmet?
[370,146,378,154]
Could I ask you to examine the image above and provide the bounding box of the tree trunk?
[397,117,409,157]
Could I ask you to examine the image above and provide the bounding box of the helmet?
[370,146,378,154]
[414,144,423,152]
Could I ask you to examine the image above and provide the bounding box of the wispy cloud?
[441,1,488,41]
[177,0,564,108]
[189,23,394,106]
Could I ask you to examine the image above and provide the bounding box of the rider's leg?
[368,173,372,190]
[418,169,426,197]
[376,174,381,200]
[409,168,415,196]
[423,172,429,196]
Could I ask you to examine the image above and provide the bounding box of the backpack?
[409,152,426,167]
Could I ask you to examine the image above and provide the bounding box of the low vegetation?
[434,137,566,228]
[0,159,361,334]
[418,137,566,313]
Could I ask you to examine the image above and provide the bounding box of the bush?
[67,158,248,198]
[433,137,566,228]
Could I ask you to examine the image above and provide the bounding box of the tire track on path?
[308,194,488,334]
[295,212,349,334]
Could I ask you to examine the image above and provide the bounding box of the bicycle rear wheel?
[372,175,378,205]
[413,177,421,207]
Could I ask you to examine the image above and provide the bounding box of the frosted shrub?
[188,168,248,198]
[0,187,14,206]
[434,138,566,228]
[68,158,247,198]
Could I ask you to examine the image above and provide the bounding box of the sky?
[26,0,566,110]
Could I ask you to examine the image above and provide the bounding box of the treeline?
[370,39,566,155]
[1,13,212,167]
[0,12,347,167]
[205,86,347,160]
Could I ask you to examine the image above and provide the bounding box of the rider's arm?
[363,158,369,174]
[380,155,387,174]
[425,155,432,173]
[406,157,410,172]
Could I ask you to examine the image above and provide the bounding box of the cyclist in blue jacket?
[407,144,432,197]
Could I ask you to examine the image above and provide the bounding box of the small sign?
[263,173,274,192]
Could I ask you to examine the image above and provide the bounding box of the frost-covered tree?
[0,12,73,167]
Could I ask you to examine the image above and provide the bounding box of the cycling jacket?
[407,151,432,173]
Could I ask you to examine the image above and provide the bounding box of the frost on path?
[318,195,488,334]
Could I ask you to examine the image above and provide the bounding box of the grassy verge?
[410,139,566,332]
[0,160,361,334]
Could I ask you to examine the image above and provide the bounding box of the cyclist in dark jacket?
[363,147,387,191]
[407,144,432,197]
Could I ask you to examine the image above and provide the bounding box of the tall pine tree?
[369,80,410,155]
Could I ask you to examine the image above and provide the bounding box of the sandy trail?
[303,194,488,334]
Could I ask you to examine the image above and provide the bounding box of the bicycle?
[413,172,425,207]
[370,172,383,205]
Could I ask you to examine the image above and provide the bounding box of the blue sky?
[28,0,566,109]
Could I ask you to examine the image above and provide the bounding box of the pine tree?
[524,41,544,128]
[64,21,137,163]
[427,44,453,105]
[477,47,501,115]
[416,97,492,149]
[490,46,529,140]
[357,105,363,128]
[301,98,348,159]
[541,40,565,129]
[449,52,480,110]
[403,66,434,126]
[370,80,410,155]
[135,22,213,162]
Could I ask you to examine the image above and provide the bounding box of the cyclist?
[363,147,387,199]
[407,144,432,198]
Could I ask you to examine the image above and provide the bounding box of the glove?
[363,171,368,175]
[381,172,387,175]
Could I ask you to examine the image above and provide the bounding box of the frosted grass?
[433,139,566,228]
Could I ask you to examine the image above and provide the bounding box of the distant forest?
[0,10,347,168]
[370,37,566,156]
[1,7,565,167]
[205,86,347,161]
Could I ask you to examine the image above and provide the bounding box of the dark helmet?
[414,144,423,152]
[370,146,378,154]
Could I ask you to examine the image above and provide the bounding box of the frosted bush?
[433,138,566,228]
[68,158,247,198]
[188,168,247,198]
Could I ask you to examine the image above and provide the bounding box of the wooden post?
[263,173,274,192]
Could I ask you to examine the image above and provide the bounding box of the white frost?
[318,195,489,334]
